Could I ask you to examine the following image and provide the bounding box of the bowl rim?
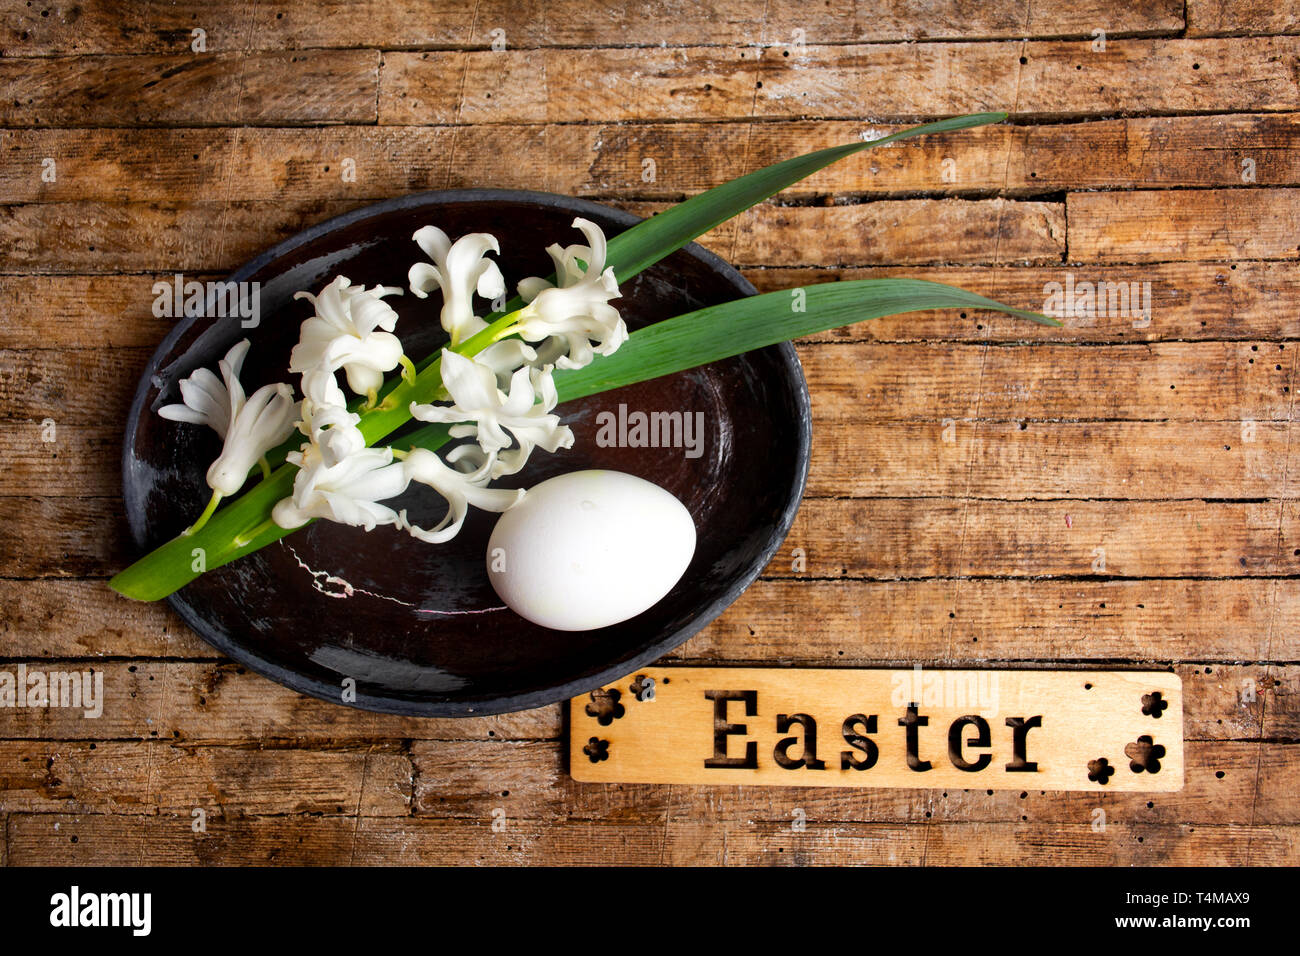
[122,188,812,717]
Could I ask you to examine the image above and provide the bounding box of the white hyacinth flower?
[513,217,627,370]
[297,368,366,468]
[399,447,525,544]
[271,445,411,532]
[409,349,574,456]
[290,276,405,399]
[408,227,507,347]
[159,338,298,498]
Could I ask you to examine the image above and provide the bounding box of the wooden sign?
[569,667,1182,791]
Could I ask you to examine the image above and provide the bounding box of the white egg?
[486,470,696,631]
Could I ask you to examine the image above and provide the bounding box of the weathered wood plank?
[678,579,1294,663]
[379,39,1300,126]
[0,741,411,816]
[0,199,363,274]
[0,0,1187,56]
[1263,665,1300,739]
[1069,188,1300,263]
[707,198,1065,266]
[0,662,1272,743]
[1187,1,1300,38]
[0,580,210,658]
[0,51,380,127]
[0,498,129,578]
[0,348,152,425]
[3,261,1296,352]
[772,499,1292,579]
[0,661,562,743]
[756,261,1300,344]
[800,342,1292,422]
[0,197,1061,273]
[4,419,1293,501]
[8,340,1288,427]
[806,420,1296,499]
[410,739,1295,825]
[12,113,1297,204]
[0,425,121,497]
[0,276,178,349]
[6,812,1291,865]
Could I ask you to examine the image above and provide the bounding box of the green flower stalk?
[110,112,1059,603]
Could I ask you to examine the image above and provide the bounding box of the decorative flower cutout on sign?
[585,688,625,725]
[1087,757,1115,785]
[1125,735,1166,774]
[1140,691,1168,718]
[583,737,610,763]
[630,674,656,702]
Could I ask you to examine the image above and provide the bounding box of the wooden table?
[1,0,1297,865]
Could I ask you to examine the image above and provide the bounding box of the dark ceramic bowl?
[122,190,811,716]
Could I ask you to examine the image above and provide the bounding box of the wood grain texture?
[1187,1,1300,38]
[0,0,1187,56]
[379,38,1300,126]
[1069,188,1300,262]
[1,2,1296,866]
[0,51,381,127]
[6,114,1300,205]
[5,814,1294,865]
[1,576,1293,664]
[0,741,412,816]
[674,580,1297,663]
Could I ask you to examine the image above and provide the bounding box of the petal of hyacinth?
[517,276,553,303]
[400,448,525,544]
[205,381,298,496]
[412,224,452,264]
[162,365,231,434]
[438,349,503,412]
[476,339,539,389]
[347,285,402,337]
[407,261,445,300]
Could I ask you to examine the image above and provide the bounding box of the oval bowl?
[122,189,811,716]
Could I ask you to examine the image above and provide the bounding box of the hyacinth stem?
[184,490,222,537]
[233,516,280,549]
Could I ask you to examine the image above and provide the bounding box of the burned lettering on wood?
[703,690,758,769]
[774,712,827,770]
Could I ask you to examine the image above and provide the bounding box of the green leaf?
[554,279,1058,403]
[109,112,1036,602]
[602,113,1010,282]
[435,112,1012,345]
